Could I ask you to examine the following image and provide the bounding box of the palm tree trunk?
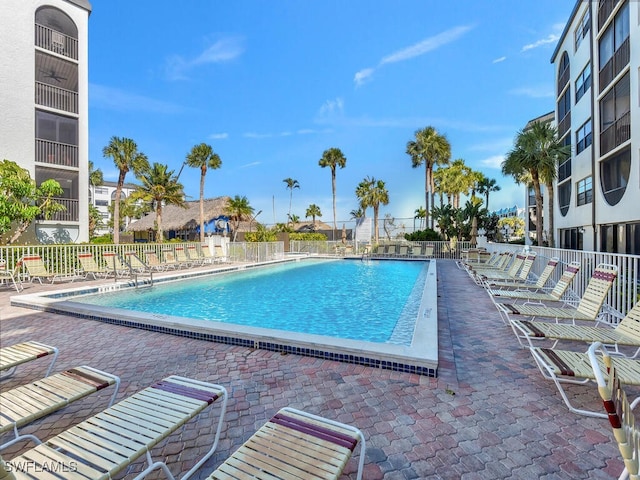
[545,181,555,248]
[331,169,337,240]
[199,170,206,243]
[373,205,380,243]
[157,205,163,243]
[531,171,544,246]
[425,167,431,230]
[113,171,126,244]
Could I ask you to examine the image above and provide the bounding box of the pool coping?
[10,257,438,376]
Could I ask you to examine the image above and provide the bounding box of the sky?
[88,0,576,227]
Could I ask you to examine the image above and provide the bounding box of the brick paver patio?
[0,259,627,479]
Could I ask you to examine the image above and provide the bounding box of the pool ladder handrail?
[124,252,154,288]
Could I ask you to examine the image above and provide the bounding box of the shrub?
[404,229,442,242]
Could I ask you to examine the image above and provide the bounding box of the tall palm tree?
[225,195,254,242]
[477,177,501,210]
[406,126,451,229]
[356,176,389,244]
[414,206,426,230]
[283,178,300,224]
[185,143,222,243]
[131,163,185,243]
[102,137,149,244]
[305,204,322,229]
[318,147,347,238]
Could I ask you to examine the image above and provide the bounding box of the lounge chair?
[0,366,120,451]
[528,341,640,417]
[398,245,409,256]
[488,261,581,319]
[0,341,58,380]
[214,245,229,263]
[162,249,182,269]
[175,246,193,267]
[77,252,110,279]
[187,244,206,266]
[0,259,23,292]
[1,375,227,480]
[101,251,129,277]
[477,252,537,286]
[200,244,217,264]
[484,256,559,290]
[466,251,513,276]
[495,263,617,326]
[207,407,365,480]
[144,250,169,271]
[510,302,640,354]
[423,244,434,258]
[124,251,151,273]
[588,341,640,479]
[21,255,78,284]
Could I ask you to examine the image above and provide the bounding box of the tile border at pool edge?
[10,258,438,377]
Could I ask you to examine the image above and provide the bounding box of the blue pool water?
[74,259,429,345]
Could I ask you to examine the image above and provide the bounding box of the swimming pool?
[12,257,439,376]
[72,259,425,345]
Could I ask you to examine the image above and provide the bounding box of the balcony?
[598,0,621,30]
[35,139,78,168]
[600,111,631,156]
[599,37,630,92]
[35,82,78,114]
[557,111,571,138]
[37,198,78,222]
[35,24,78,60]
[557,67,570,96]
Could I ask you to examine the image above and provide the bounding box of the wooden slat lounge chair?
[207,407,365,480]
[529,342,640,417]
[0,366,120,451]
[0,259,23,292]
[1,375,227,480]
[0,341,58,380]
[588,342,640,479]
[495,263,617,326]
[511,302,640,354]
[77,252,110,279]
[484,257,559,290]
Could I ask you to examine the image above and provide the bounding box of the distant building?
[90,181,139,237]
[0,0,91,243]
[551,0,639,253]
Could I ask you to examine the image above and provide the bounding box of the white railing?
[35,139,78,167]
[289,240,472,258]
[35,23,78,60]
[482,243,640,318]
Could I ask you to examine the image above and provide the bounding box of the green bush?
[290,232,327,241]
[404,229,442,242]
[90,234,113,244]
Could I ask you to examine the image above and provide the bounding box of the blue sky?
[89,0,575,227]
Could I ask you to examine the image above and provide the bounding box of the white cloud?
[239,161,261,168]
[508,86,554,98]
[90,83,184,113]
[165,36,244,81]
[354,68,374,87]
[480,155,506,169]
[317,97,344,118]
[353,25,473,87]
[380,25,473,65]
[521,33,560,52]
[492,56,506,64]
[209,132,228,140]
[243,132,273,139]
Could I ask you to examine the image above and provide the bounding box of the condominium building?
[551,0,639,254]
[0,0,91,243]
[91,181,139,237]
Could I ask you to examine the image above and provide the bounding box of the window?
[35,111,78,145]
[560,228,583,250]
[575,63,591,102]
[599,72,631,154]
[574,9,591,50]
[599,2,629,67]
[576,119,592,154]
[95,200,109,207]
[600,222,640,255]
[557,52,570,95]
[558,156,572,183]
[600,147,630,205]
[558,181,571,216]
[94,186,108,195]
[577,176,593,206]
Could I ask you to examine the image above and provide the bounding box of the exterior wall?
[0,0,90,244]
[91,182,138,236]
[552,0,639,253]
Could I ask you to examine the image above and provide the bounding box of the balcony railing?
[35,23,78,60]
[557,111,571,138]
[38,198,79,222]
[600,111,631,155]
[35,139,78,168]
[599,37,630,92]
[35,82,78,114]
[557,67,570,96]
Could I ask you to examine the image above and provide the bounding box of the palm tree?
[356,176,389,244]
[131,163,185,242]
[350,207,365,219]
[185,143,222,243]
[305,204,322,229]
[225,195,254,242]
[406,126,451,229]
[102,137,149,244]
[477,177,501,210]
[318,147,347,238]
[414,206,426,230]
[283,178,300,224]
[88,160,103,189]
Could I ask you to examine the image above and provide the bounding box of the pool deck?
[0,259,627,479]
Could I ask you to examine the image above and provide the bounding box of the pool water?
[74,259,429,345]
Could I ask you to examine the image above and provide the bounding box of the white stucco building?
[91,181,139,237]
[551,0,639,254]
[0,0,91,243]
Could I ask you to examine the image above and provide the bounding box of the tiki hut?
[126,197,234,242]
